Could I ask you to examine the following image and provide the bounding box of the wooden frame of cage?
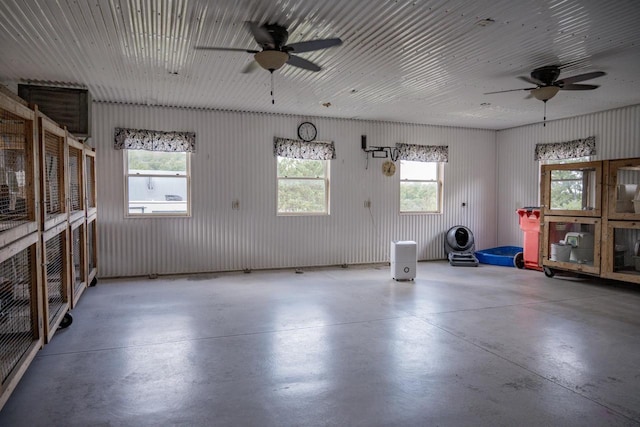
[69,217,87,308]
[0,93,40,249]
[84,144,97,218]
[0,233,43,411]
[65,135,85,224]
[41,222,70,343]
[38,113,68,232]
[86,214,97,286]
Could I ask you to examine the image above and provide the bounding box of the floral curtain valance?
[534,136,595,161]
[273,137,336,160]
[396,143,448,163]
[114,127,196,152]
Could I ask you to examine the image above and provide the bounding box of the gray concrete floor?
[1,261,640,426]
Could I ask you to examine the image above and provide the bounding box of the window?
[539,156,592,209]
[124,150,190,216]
[277,156,329,215]
[400,160,442,213]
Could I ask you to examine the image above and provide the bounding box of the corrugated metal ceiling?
[0,0,639,129]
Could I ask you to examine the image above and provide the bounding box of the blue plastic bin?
[475,246,523,267]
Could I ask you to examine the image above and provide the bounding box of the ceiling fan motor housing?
[261,24,289,50]
[531,65,561,86]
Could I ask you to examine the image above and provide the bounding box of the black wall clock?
[297,122,317,142]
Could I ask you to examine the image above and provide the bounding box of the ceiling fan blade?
[247,21,273,46]
[286,38,342,53]
[287,55,321,72]
[560,83,600,90]
[241,60,260,74]
[518,76,543,86]
[556,71,606,85]
[194,46,258,53]
[484,87,535,94]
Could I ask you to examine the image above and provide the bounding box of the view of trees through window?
[550,169,586,210]
[277,157,328,214]
[400,161,440,212]
[128,150,186,173]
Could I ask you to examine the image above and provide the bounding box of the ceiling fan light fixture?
[254,50,289,71]
[531,86,560,101]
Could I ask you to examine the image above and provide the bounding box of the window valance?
[114,127,196,152]
[534,136,595,161]
[396,143,448,163]
[273,137,336,160]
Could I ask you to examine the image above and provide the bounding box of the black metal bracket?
[363,146,399,161]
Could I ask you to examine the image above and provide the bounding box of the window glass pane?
[277,157,324,178]
[549,168,596,211]
[128,151,186,175]
[278,179,326,213]
[128,176,188,214]
[400,182,438,212]
[401,160,437,180]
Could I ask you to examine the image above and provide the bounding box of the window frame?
[537,156,592,206]
[276,156,330,216]
[123,150,192,218]
[399,160,443,214]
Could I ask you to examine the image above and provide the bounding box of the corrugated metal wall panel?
[94,102,496,277]
[496,104,640,247]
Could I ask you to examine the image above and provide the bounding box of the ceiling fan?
[484,65,606,101]
[194,22,342,74]
[485,64,606,126]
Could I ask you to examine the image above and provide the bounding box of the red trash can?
[516,208,543,271]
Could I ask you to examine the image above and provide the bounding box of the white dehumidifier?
[391,240,416,281]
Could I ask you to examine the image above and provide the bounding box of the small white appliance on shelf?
[391,240,416,281]
[564,232,595,263]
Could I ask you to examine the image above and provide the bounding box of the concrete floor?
[1,261,640,426]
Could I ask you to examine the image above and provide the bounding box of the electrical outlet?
[364,199,371,208]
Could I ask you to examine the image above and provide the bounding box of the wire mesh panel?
[44,231,67,329]
[87,219,96,274]
[71,224,85,295]
[68,146,83,212]
[44,129,64,218]
[0,109,32,232]
[85,153,95,210]
[0,244,36,385]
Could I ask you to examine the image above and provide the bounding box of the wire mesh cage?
[44,231,68,330]
[0,109,33,232]
[85,153,95,210]
[71,223,85,297]
[0,243,36,385]
[44,128,64,218]
[68,145,83,213]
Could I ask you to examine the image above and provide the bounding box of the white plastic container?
[391,240,416,280]
[550,243,571,262]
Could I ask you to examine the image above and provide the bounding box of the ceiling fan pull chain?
[270,70,275,105]
[543,100,547,127]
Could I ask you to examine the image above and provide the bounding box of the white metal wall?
[94,102,497,277]
[496,104,640,247]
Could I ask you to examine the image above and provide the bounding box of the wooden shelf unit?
[0,89,98,410]
[540,157,640,283]
[0,92,43,410]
